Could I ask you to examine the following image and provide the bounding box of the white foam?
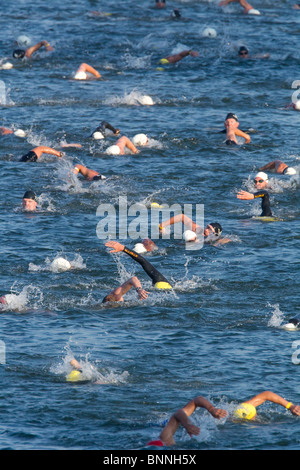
[202,28,217,38]
[74,71,87,80]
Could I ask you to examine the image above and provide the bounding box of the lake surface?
[0,0,299,451]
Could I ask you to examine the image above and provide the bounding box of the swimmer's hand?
[185,422,200,438]
[290,405,300,416]
[209,407,228,419]
[136,287,149,300]
[237,190,254,200]
[105,240,125,253]
[159,224,165,233]
[189,50,199,57]
[59,151,65,158]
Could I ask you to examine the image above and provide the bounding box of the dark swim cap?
[225,112,238,122]
[172,9,181,18]
[210,222,222,236]
[23,190,37,201]
[238,46,249,55]
[13,49,26,59]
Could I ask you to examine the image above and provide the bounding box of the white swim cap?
[283,322,298,330]
[92,131,105,140]
[139,95,154,106]
[1,62,13,70]
[1,294,17,304]
[132,133,148,146]
[285,167,297,176]
[202,27,217,38]
[51,257,71,272]
[17,35,31,46]
[183,230,197,242]
[74,71,87,80]
[14,129,26,138]
[247,8,260,15]
[294,101,300,111]
[133,243,147,254]
[255,171,268,181]
[106,145,121,155]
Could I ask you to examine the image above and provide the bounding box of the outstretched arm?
[160,214,200,232]
[25,40,53,58]
[76,62,101,78]
[246,391,300,416]
[235,128,251,143]
[32,146,63,158]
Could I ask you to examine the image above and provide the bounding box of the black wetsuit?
[123,246,172,287]
[254,190,272,217]
[91,121,118,137]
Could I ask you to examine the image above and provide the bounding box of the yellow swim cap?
[159,58,169,65]
[154,281,172,290]
[66,370,83,382]
[234,403,257,420]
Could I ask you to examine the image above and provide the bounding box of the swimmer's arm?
[234,128,251,143]
[105,241,145,263]
[70,359,82,370]
[0,127,13,135]
[183,396,227,420]
[124,137,139,154]
[25,40,53,58]
[77,63,101,78]
[237,190,254,200]
[246,391,300,415]
[110,277,149,301]
[100,121,120,135]
[213,237,232,246]
[32,146,64,158]
[160,214,200,232]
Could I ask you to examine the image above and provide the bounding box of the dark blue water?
[0,0,299,451]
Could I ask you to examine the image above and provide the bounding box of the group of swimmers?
[1,0,300,449]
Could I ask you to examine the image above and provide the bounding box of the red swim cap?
[146,439,164,447]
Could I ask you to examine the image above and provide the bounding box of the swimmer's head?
[254,172,268,188]
[183,230,197,242]
[132,133,148,146]
[142,238,157,252]
[106,145,121,155]
[234,403,257,420]
[225,112,238,122]
[238,46,249,58]
[284,317,300,330]
[22,190,38,211]
[247,8,260,15]
[102,293,119,303]
[202,27,217,38]
[146,439,164,447]
[172,9,181,18]
[294,101,300,111]
[66,370,83,382]
[154,281,172,290]
[51,257,72,272]
[204,223,222,238]
[13,49,26,59]
[14,129,26,138]
[74,71,87,80]
[139,95,154,106]
[133,243,148,254]
[284,167,297,176]
[92,131,105,140]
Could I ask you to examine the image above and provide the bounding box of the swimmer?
[106,136,139,155]
[146,395,227,447]
[154,0,166,8]
[73,163,106,181]
[238,46,270,59]
[133,238,158,254]
[13,40,53,59]
[259,160,297,176]
[91,121,120,139]
[159,49,199,65]
[233,391,300,420]
[0,126,26,137]
[159,214,231,246]
[293,4,300,9]
[74,63,101,80]
[224,113,251,145]
[219,0,260,15]
[237,185,272,217]
[22,190,38,211]
[19,146,64,162]
[102,276,149,303]
[171,9,182,19]
[105,240,172,290]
